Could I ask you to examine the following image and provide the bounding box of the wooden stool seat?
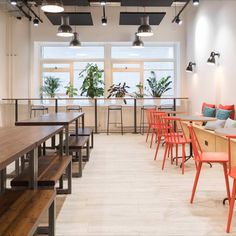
[0,189,56,236]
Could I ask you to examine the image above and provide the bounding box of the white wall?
[186,0,236,114]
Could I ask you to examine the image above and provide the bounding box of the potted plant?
[147,71,172,106]
[65,82,78,98]
[107,82,130,104]
[133,82,145,98]
[79,63,104,99]
[41,76,61,98]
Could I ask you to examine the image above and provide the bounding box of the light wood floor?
[55,134,235,236]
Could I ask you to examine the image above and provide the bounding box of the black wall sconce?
[207,51,220,65]
[186,62,196,73]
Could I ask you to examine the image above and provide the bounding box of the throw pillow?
[203,106,216,117]
[219,104,235,119]
[216,109,232,120]
[204,119,226,131]
[202,102,216,113]
[224,118,236,128]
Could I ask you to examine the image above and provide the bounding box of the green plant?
[79,63,104,98]
[65,83,78,98]
[107,82,130,104]
[147,71,172,97]
[41,76,61,98]
[133,82,145,98]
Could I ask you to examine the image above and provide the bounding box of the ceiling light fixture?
[132,32,144,48]
[10,0,17,5]
[101,6,107,26]
[41,0,64,13]
[100,0,106,6]
[69,32,81,48]
[57,16,73,37]
[193,0,199,6]
[33,18,39,26]
[186,62,196,73]
[137,15,153,37]
[175,15,182,25]
[207,51,220,65]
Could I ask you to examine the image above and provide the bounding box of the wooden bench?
[11,153,72,194]
[0,189,56,236]
[70,127,94,149]
[67,135,90,178]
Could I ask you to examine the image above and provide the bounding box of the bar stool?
[66,105,82,113]
[140,105,157,134]
[107,105,123,135]
[30,105,48,118]
[66,105,83,128]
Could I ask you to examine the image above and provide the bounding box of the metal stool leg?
[107,109,110,135]
[121,108,123,135]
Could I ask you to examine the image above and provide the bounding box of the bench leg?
[59,176,64,189]
[20,156,26,172]
[49,200,56,236]
[73,150,82,178]
[86,140,90,162]
[91,132,94,149]
[0,168,6,193]
[67,161,72,194]
[15,159,20,176]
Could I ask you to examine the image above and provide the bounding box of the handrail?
[1,97,189,134]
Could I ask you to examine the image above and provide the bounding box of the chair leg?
[223,163,231,202]
[190,162,202,203]
[227,179,236,233]
[150,129,155,148]
[121,108,123,135]
[146,126,151,142]
[162,144,169,170]
[170,144,173,164]
[182,144,186,175]
[154,137,161,160]
[176,144,178,166]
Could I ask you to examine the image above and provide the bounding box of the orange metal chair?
[162,117,191,174]
[188,125,230,205]
[153,112,167,160]
[226,135,236,233]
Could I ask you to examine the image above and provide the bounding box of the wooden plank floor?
[55,134,235,236]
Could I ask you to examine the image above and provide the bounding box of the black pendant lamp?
[132,33,144,48]
[57,16,73,37]
[137,16,153,37]
[70,32,81,48]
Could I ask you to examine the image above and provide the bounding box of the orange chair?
[162,117,191,174]
[153,112,167,160]
[226,135,236,233]
[188,125,230,204]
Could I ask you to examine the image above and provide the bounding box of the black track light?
[101,6,107,26]
[175,15,182,25]
[193,0,199,6]
[10,0,17,5]
[33,18,39,26]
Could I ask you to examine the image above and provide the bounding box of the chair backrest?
[146,109,157,126]
[188,125,202,161]
[163,117,188,144]
[227,136,236,175]
[153,112,167,135]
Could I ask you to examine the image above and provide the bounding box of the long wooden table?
[0,126,63,191]
[15,112,85,155]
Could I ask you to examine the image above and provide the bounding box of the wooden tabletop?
[215,128,236,136]
[15,112,84,126]
[176,115,217,122]
[0,126,63,170]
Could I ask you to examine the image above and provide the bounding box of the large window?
[39,43,178,100]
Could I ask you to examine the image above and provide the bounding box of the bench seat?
[0,189,56,236]
[11,154,72,194]
[70,127,94,148]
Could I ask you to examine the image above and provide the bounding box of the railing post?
[55,99,58,113]
[94,98,98,134]
[134,98,137,134]
[15,99,18,122]
[173,98,176,111]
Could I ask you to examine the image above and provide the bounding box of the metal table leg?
[29,148,38,189]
